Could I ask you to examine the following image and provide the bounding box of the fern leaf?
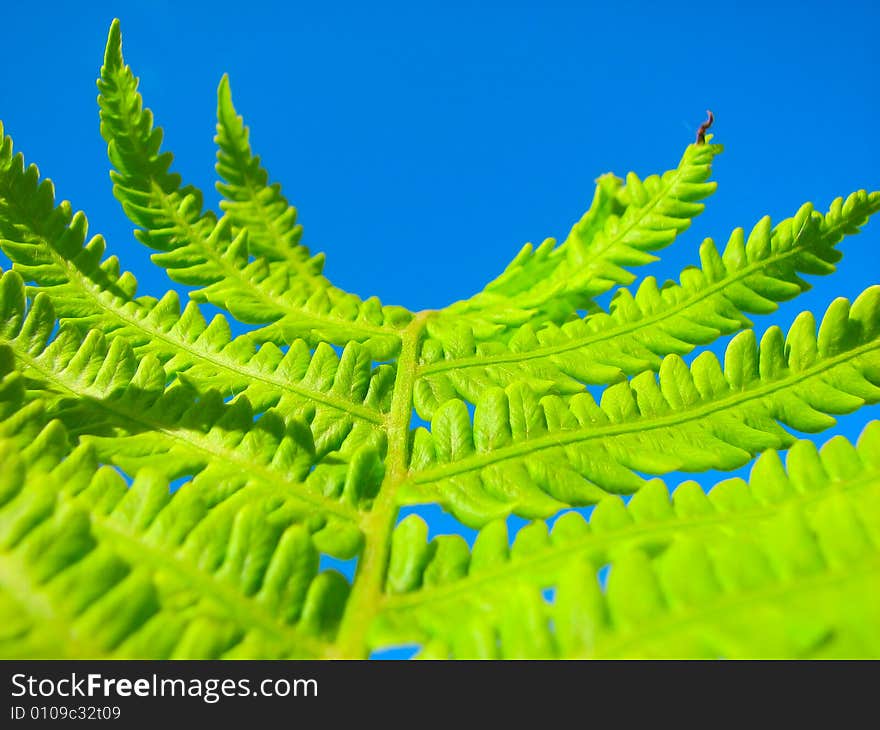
[0,132,394,425]
[415,191,880,418]
[0,384,347,658]
[0,271,390,556]
[431,141,721,341]
[374,423,880,657]
[1,19,878,659]
[215,74,307,264]
[98,20,410,357]
[403,288,880,526]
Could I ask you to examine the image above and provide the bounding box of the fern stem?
[332,313,429,657]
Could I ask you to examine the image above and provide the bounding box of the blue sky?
[1,1,878,656]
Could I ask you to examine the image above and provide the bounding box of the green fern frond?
[0,388,348,658]
[375,423,880,658]
[0,18,878,659]
[415,191,880,418]
[215,74,307,264]
[432,141,721,342]
[98,20,410,357]
[0,133,396,427]
[0,269,389,556]
[403,288,880,525]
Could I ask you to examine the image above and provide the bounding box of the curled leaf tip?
[696,109,714,144]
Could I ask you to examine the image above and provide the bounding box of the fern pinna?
[0,19,878,659]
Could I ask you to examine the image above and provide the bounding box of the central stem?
[331,312,429,658]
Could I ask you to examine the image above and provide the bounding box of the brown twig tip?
[696,110,714,144]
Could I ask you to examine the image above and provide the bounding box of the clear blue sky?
[1,1,878,656]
